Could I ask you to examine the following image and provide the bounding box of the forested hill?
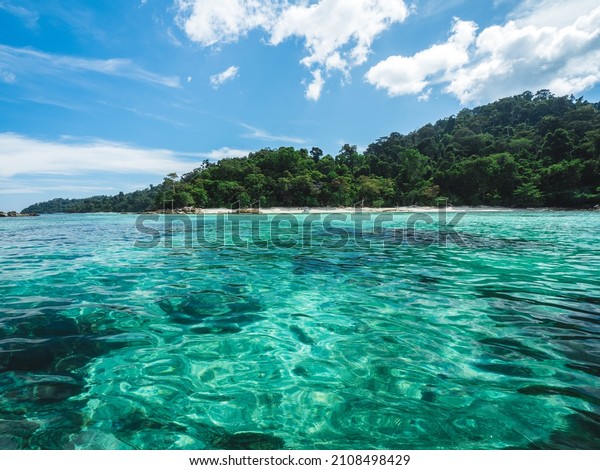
[22,90,600,213]
[21,185,165,214]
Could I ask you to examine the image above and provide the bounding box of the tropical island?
[21,91,600,214]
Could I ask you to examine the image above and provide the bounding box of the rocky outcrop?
[233,208,261,214]
[143,206,204,215]
[0,211,39,217]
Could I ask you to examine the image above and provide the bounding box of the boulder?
[234,208,261,214]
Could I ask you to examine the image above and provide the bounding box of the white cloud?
[0,182,119,195]
[0,133,201,178]
[270,0,410,98]
[210,65,239,88]
[175,0,276,46]
[365,19,476,96]
[176,1,410,100]
[0,2,39,27]
[366,0,600,104]
[418,88,432,102]
[305,69,325,101]
[0,45,181,88]
[509,0,600,28]
[238,122,307,144]
[447,3,600,103]
[199,147,251,160]
[270,0,409,71]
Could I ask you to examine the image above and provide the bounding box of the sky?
[1,0,600,211]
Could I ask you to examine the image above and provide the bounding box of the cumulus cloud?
[176,0,600,103]
[446,3,600,103]
[0,133,201,178]
[210,65,239,88]
[175,0,276,46]
[176,0,410,100]
[367,0,600,104]
[269,0,409,72]
[365,19,476,96]
[305,69,325,101]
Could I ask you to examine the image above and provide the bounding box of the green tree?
[513,182,545,207]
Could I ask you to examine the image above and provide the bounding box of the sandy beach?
[195,205,515,215]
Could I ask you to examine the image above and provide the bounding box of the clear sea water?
[0,211,599,450]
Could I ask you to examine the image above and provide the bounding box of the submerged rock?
[0,419,40,449]
[158,292,265,332]
[292,256,341,275]
[213,432,285,450]
[377,228,540,249]
[289,325,315,346]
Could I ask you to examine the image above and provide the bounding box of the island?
[21,91,600,216]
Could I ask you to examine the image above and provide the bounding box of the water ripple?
[0,212,599,449]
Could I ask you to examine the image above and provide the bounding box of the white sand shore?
[197,206,514,215]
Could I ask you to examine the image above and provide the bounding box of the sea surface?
[0,211,599,450]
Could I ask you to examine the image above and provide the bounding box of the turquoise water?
[0,211,599,449]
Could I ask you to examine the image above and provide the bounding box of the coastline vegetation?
[22,90,600,214]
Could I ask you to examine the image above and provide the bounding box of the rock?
[213,432,285,450]
[234,208,261,214]
[143,207,203,215]
[182,207,204,214]
[0,211,39,217]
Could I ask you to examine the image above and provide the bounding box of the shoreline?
[8,206,599,216]
[142,205,599,215]
[137,205,513,215]
[197,206,512,214]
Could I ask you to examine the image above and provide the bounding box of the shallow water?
[0,211,599,449]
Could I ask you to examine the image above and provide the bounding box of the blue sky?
[1,0,599,211]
